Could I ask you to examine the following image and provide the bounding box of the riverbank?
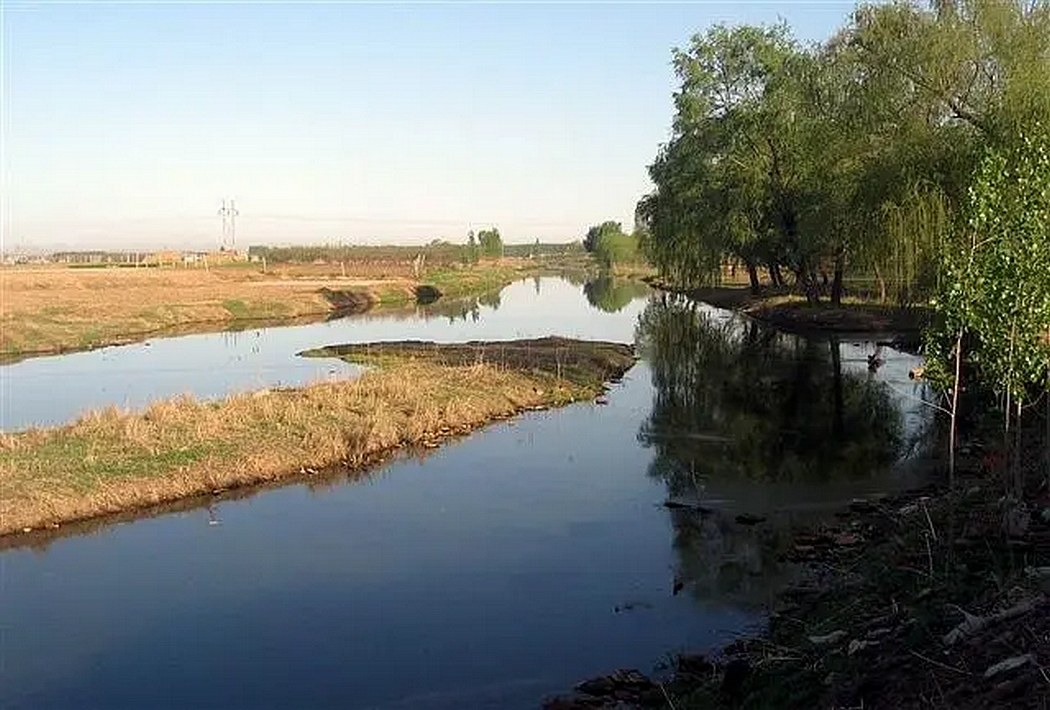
[0,337,636,537]
[546,444,1050,709]
[648,280,932,343]
[0,260,545,359]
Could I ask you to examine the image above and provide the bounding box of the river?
[0,276,933,709]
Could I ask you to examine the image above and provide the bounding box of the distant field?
[0,257,554,358]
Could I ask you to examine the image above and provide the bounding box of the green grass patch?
[223,299,294,320]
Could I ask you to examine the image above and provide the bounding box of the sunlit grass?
[0,260,551,357]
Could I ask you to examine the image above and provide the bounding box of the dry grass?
[0,265,389,355]
[0,339,635,536]
[0,260,541,357]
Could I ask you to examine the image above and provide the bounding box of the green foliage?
[477,227,504,258]
[584,221,625,253]
[640,0,1050,306]
[927,125,1050,405]
[877,184,951,306]
[584,221,643,268]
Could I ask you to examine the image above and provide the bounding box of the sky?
[1,1,858,250]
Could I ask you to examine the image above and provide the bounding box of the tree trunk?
[949,331,963,488]
[746,260,761,295]
[796,265,821,305]
[874,264,887,304]
[830,253,845,306]
[769,264,785,288]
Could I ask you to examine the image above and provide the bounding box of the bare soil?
[649,280,932,344]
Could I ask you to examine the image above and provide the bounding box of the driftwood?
[807,630,847,647]
[943,597,1044,646]
[983,654,1034,679]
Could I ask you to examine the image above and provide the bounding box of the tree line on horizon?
[246,238,585,266]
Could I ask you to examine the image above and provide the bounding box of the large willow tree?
[641,0,1050,308]
[641,25,814,297]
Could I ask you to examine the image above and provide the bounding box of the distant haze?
[2,2,853,250]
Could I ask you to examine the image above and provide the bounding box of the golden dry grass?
[0,341,634,536]
[0,265,396,356]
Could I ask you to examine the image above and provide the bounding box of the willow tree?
[833,0,1050,307]
[926,125,1050,482]
[640,24,815,296]
[850,0,1050,147]
[879,184,951,305]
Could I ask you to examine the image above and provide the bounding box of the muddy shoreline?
[546,450,1050,709]
[646,279,932,351]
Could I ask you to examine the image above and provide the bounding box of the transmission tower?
[217,198,239,251]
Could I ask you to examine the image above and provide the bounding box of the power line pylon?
[218,198,239,251]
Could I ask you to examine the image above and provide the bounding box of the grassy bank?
[649,280,932,341]
[0,337,635,537]
[0,259,548,358]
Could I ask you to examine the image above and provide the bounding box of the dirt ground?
[649,280,932,343]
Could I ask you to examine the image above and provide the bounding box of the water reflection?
[636,295,927,610]
[0,284,939,709]
[583,275,651,314]
[637,295,906,495]
[668,508,799,611]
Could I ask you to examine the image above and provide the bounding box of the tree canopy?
[476,228,504,258]
[640,0,1050,472]
[583,221,643,269]
[639,0,1050,308]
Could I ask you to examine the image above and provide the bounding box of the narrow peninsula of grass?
[0,337,635,537]
[300,336,637,390]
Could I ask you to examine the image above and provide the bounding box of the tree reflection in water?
[583,274,651,314]
[635,294,908,609]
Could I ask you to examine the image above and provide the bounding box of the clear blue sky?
[2,1,856,249]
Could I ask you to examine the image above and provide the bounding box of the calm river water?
[0,277,932,709]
